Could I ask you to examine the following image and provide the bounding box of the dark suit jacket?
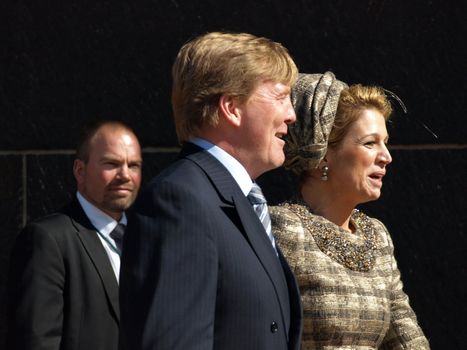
[120,143,302,350]
[7,199,120,350]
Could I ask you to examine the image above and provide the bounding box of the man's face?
[235,80,296,179]
[74,126,142,220]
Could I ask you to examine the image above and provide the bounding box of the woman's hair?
[294,82,392,187]
[171,31,298,143]
[328,84,393,149]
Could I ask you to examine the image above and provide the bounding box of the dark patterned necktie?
[109,223,125,256]
[247,182,277,253]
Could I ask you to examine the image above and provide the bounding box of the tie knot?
[110,223,125,241]
[247,182,267,205]
[109,223,125,255]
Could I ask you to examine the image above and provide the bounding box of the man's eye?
[104,161,118,167]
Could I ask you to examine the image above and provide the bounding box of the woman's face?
[325,109,392,206]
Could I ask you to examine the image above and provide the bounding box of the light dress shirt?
[76,192,127,282]
[190,138,253,195]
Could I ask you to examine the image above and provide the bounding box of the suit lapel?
[278,248,302,348]
[184,144,291,336]
[64,200,120,322]
[233,194,291,335]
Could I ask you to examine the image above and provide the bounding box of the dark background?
[1,0,466,349]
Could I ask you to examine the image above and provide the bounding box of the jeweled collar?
[283,203,378,272]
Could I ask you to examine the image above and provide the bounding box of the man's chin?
[272,155,286,169]
[105,198,135,212]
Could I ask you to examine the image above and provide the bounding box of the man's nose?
[117,164,131,179]
[285,97,296,124]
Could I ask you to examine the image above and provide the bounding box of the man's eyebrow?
[99,155,122,162]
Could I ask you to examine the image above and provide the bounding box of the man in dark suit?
[120,32,302,350]
[7,120,142,350]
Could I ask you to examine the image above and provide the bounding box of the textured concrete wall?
[1,0,466,348]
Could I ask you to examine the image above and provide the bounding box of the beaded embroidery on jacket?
[283,203,378,272]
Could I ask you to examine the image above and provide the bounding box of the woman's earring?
[321,166,329,181]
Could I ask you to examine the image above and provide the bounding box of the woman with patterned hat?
[270,72,430,349]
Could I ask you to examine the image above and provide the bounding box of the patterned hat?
[284,72,348,174]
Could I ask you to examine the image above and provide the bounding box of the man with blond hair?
[120,32,302,350]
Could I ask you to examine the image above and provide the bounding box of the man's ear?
[73,159,85,185]
[218,94,242,127]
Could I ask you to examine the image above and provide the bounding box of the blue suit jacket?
[119,143,302,350]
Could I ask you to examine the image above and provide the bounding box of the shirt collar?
[76,192,127,237]
[190,137,253,196]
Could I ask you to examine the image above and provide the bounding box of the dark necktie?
[247,182,277,253]
[109,223,125,256]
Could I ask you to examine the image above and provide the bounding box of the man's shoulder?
[22,200,83,235]
[12,212,76,253]
[23,211,73,234]
[162,155,204,175]
[147,154,215,189]
[136,154,232,211]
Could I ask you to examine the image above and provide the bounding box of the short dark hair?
[75,120,136,162]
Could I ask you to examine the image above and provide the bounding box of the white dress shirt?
[76,192,127,282]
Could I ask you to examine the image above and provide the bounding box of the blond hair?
[328,84,393,148]
[172,31,298,143]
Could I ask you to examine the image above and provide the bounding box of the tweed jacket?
[270,203,430,350]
